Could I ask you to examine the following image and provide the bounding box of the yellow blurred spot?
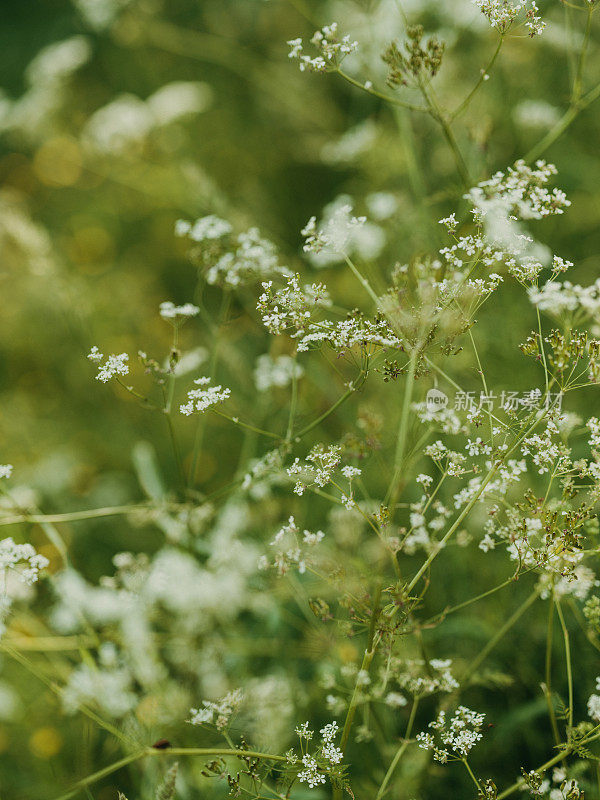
[136,694,162,725]
[33,137,82,187]
[29,726,63,759]
[337,643,359,663]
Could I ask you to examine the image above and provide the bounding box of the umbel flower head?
[180,377,231,415]
[87,347,129,383]
[159,301,200,323]
[288,23,358,73]
[417,706,486,763]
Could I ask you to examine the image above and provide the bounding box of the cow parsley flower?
[529,279,600,320]
[159,301,200,321]
[266,516,325,575]
[254,354,304,392]
[180,377,231,415]
[63,657,136,718]
[0,538,49,585]
[472,0,545,37]
[302,199,385,266]
[295,721,314,739]
[189,688,244,730]
[320,721,342,764]
[588,686,600,722]
[287,444,342,495]
[88,348,130,383]
[0,538,49,637]
[385,692,408,708]
[288,24,358,73]
[0,465,13,480]
[417,706,485,762]
[258,274,399,355]
[207,228,290,287]
[298,754,326,787]
[175,215,232,242]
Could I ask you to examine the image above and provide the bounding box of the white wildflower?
[254,354,303,392]
[180,377,231,415]
[89,349,129,383]
[159,301,200,321]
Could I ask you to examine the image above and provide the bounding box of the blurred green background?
[1,0,600,798]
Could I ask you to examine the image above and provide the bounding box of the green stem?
[555,600,574,733]
[452,34,503,119]
[343,254,381,306]
[0,504,159,526]
[572,5,594,103]
[339,586,383,754]
[425,571,521,625]
[211,409,280,439]
[544,592,563,756]
[336,67,426,112]
[386,349,417,511]
[56,746,287,800]
[375,697,420,800]
[461,589,539,682]
[421,82,471,186]
[463,758,481,791]
[294,378,362,441]
[188,291,231,489]
[525,79,600,162]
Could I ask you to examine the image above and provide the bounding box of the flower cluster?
[0,537,49,585]
[521,767,583,799]
[417,706,486,763]
[189,688,244,730]
[472,0,546,37]
[63,644,137,718]
[302,204,365,256]
[389,658,460,697]
[206,228,289,287]
[180,377,231,415]
[177,216,289,287]
[175,215,232,242]
[0,537,49,637]
[159,301,200,322]
[287,444,342,496]
[254,354,304,392]
[468,160,569,222]
[302,197,387,267]
[258,274,331,338]
[529,278,600,320]
[288,24,358,73]
[587,676,600,723]
[88,347,129,383]
[432,161,570,291]
[260,516,325,575]
[289,720,343,788]
[0,465,13,480]
[258,274,400,355]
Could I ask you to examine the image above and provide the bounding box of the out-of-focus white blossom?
[254,354,303,392]
[159,301,200,322]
